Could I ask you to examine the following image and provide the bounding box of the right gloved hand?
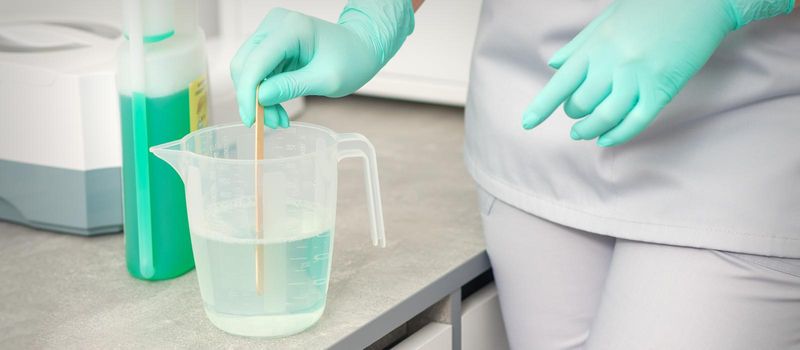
[231,1,415,128]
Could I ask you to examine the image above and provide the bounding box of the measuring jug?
[150,122,385,337]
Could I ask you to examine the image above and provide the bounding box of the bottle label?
[189,75,209,131]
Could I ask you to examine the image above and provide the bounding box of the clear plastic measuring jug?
[150,122,385,337]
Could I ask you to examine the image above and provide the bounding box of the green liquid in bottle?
[120,88,194,280]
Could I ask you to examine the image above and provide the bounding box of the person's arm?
[413,0,425,11]
[231,0,417,128]
[522,0,795,146]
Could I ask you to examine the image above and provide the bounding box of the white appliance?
[0,19,123,235]
[0,0,302,235]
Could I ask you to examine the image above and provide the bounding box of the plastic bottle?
[116,0,208,280]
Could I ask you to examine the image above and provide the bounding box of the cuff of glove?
[338,0,416,67]
[727,0,795,29]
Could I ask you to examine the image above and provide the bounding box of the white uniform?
[464,1,800,348]
[465,0,800,258]
[479,188,800,349]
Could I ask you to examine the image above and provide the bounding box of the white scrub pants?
[478,188,800,350]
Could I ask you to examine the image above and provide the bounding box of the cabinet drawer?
[461,283,509,350]
[392,322,452,350]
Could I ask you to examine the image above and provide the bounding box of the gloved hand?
[231,1,415,128]
[522,0,794,146]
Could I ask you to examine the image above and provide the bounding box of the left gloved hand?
[522,0,794,146]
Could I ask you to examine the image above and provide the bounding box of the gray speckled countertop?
[0,96,488,349]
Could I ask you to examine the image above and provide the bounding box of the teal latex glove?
[230,1,415,128]
[522,0,794,146]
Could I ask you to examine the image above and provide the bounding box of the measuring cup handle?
[336,133,386,247]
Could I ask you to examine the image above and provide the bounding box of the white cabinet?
[218,0,483,106]
[461,283,510,350]
[391,282,509,350]
[392,322,453,350]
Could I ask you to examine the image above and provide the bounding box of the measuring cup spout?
[150,139,186,178]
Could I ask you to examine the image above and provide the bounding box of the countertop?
[0,96,489,349]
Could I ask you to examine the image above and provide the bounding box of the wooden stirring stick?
[255,87,265,295]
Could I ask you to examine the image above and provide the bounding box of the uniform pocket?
[476,186,498,217]
[731,252,800,279]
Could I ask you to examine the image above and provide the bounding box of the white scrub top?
[464,0,800,258]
